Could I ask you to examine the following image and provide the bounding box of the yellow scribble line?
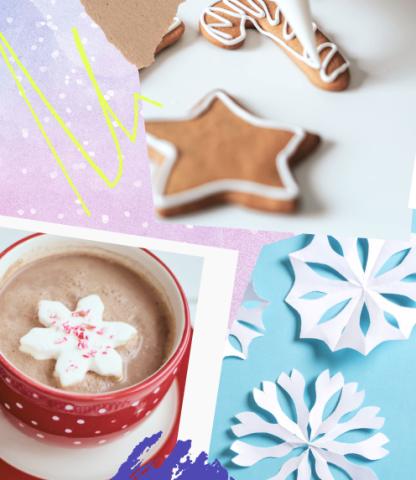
[0,27,162,216]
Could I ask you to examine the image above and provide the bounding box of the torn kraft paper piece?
[81,0,185,69]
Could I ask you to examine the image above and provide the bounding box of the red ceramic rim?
[0,233,192,401]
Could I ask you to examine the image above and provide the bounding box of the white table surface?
[141,0,416,240]
[0,229,203,324]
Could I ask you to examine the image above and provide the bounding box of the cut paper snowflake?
[225,282,268,360]
[286,236,416,354]
[225,305,266,359]
[20,294,137,387]
[231,369,389,480]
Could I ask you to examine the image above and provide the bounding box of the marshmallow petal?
[105,322,137,347]
[75,294,104,326]
[92,349,123,378]
[38,300,71,327]
[54,351,91,387]
[20,327,67,360]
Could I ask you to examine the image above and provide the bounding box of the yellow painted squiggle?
[0,27,161,216]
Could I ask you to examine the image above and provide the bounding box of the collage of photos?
[0,0,416,479]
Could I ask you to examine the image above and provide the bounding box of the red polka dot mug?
[0,234,191,445]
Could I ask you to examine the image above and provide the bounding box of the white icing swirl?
[200,0,349,84]
[19,295,137,388]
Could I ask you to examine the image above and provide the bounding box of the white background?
[141,0,416,240]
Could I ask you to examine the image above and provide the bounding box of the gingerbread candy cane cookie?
[146,90,320,217]
[200,0,350,91]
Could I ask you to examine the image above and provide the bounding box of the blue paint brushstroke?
[113,432,233,479]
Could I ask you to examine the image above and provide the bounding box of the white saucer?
[0,380,179,480]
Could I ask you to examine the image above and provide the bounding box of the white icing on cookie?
[147,90,307,211]
[167,17,182,34]
[19,295,137,388]
[200,0,349,84]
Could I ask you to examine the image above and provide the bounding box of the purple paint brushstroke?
[113,433,233,480]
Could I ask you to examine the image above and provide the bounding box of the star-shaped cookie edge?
[146,90,320,216]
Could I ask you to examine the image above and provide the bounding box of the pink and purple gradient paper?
[0,0,291,323]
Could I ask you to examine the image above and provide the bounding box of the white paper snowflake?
[225,282,268,360]
[225,304,266,359]
[286,236,416,354]
[231,369,389,480]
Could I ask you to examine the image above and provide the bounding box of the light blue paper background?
[209,235,416,479]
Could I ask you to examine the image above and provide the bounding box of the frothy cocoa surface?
[0,250,175,393]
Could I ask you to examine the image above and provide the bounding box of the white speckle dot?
[22,129,29,139]
[36,433,45,439]
[31,44,37,51]
[186,224,194,229]
[94,430,101,435]
[32,393,39,399]
[124,211,131,218]
[121,424,128,429]
[98,439,106,444]
[73,441,82,445]
[86,105,92,111]
[131,401,140,407]
[76,208,84,216]
[50,171,58,179]
[31,420,38,426]
[101,215,109,225]
[51,49,60,59]
[17,209,24,216]
[39,66,48,73]
[57,213,64,220]
[77,419,85,425]
[65,107,72,114]
[4,403,10,410]
[30,208,36,215]
[153,387,160,394]
[136,408,144,415]
[52,416,60,421]
[173,368,178,375]
[145,411,151,417]
[5,377,11,384]
[44,116,50,123]
[133,180,142,188]
[88,151,95,158]
[65,405,74,411]
[153,398,159,405]
[65,428,72,434]
[58,92,66,99]
[18,422,25,428]
[6,17,13,24]
[16,402,23,409]
[98,408,107,414]
[142,222,149,229]
[111,419,117,424]
[38,37,44,43]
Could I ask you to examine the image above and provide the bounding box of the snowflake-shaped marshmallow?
[286,236,416,354]
[231,370,389,480]
[20,295,137,387]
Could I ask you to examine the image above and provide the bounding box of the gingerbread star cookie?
[146,90,320,217]
[155,17,185,55]
[200,1,350,92]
